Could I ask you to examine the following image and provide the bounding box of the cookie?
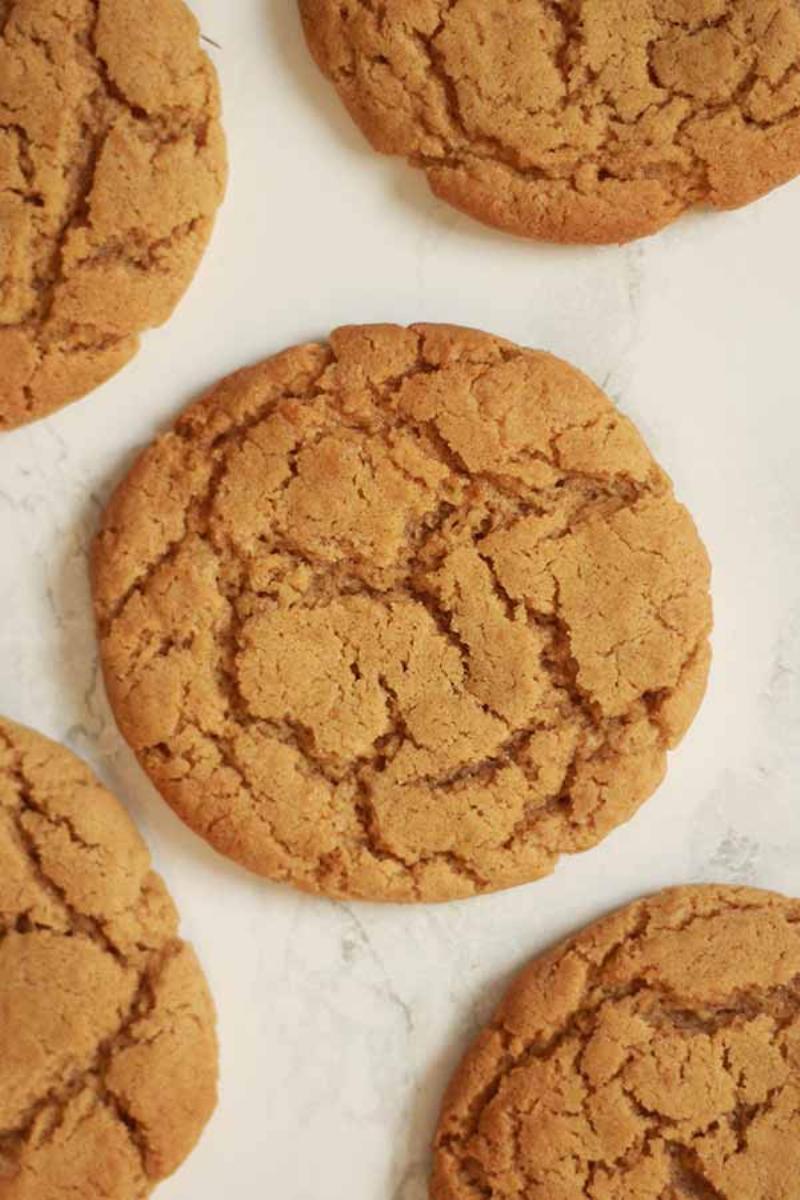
[432,884,800,1200]
[0,0,226,431]
[92,323,712,903]
[0,718,218,1198]
[299,0,800,244]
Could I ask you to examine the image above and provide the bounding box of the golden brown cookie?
[0,717,218,1198]
[0,0,226,431]
[92,323,712,903]
[432,884,800,1200]
[299,0,800,244]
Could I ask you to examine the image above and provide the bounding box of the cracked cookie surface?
[432,884,800,1200]
[0,717,218,1199]
[299,0,800,243]
[0,0,226,430]
[92,323,712,903]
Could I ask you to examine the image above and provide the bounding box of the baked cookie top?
[300,0,800,244]
[433,884,800,1199]
[0,718,217,1198]
[0,0,226,431]
[93,323,711,903]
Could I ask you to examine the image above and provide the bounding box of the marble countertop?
[2,3,799,1198]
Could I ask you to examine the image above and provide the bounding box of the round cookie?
[0,0,226,431]
[299,0,800,244]
[432,884,800,1199]
[92,323,712,903]
[0,718,217,1198]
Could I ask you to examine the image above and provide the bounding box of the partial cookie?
[0,718,217,1198]
[0,0,226,430]
[300,0,800,244]
[432,884,800,1199]
[92,323,712,903]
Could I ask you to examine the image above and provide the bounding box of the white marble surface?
[2,3,800,1197]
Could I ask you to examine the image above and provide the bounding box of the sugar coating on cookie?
[0,718,217,1197]
[93,323,711,903]
[300,0,800,244]
[432,884,800,1199]
[0,0,226,431]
